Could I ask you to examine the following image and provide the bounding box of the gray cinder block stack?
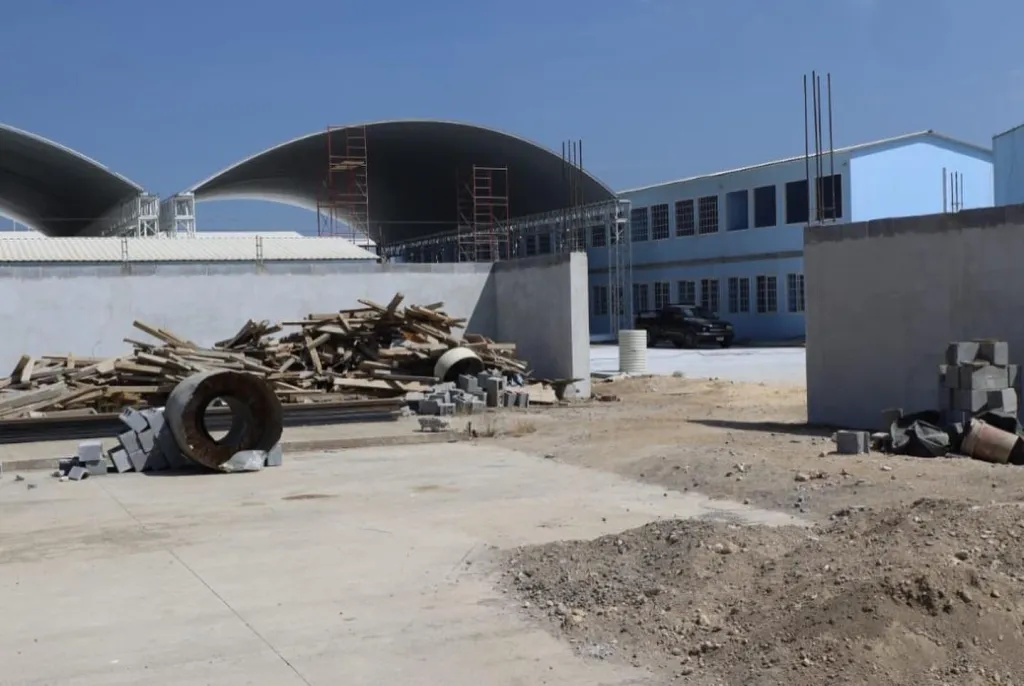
[939,340,1020,423]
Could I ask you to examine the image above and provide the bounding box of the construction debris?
[0,294,531,419]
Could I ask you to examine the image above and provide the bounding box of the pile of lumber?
[0,294,528,419]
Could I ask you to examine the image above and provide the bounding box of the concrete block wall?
[0,254,590,393]
[804,204,1024,428]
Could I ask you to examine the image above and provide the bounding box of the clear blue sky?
[3,0,1022,232]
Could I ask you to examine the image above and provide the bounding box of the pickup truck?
[634,304,735,348]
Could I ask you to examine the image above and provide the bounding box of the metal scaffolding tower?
[91,193,161,237]
[158,193,197,237]
[607,198,633,335]
[317,125,369,240]
[456,166,510,262]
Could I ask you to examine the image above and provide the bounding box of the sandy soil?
[472,376,1024,684]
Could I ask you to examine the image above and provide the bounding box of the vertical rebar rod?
[803,74,811,221]
[827,72,836,221]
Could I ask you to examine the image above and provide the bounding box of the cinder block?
[835,430,870,455]
[953,389,989,413]
[437,402,455,416]
[67,465,89,481]
[978,340,1009,366]
[457,375,479,393]
[108,447,133,473]
[118,407,150,433]
[265,443,283,467]
[880,407,903,431]
[987,388,1018,413]
[137,429,155,454]
[958,363,1009,391]
[127,449,148,473]
[946,341,980,365]
[118,430,142,455]
[76,440,104,463]
[483,377,505,408]
[418,399,440,415]
[85,459,109,476]
[1010,365,1021,389]
[939,365,960,389]
[141,409,164,433]
[158,427,189,470]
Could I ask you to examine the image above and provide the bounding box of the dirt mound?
[502,499,1024,685]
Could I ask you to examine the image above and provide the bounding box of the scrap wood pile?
[0,293,529,419]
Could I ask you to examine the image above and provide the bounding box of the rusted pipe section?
[165,370,283,470]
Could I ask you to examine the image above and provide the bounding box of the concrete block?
[939,365,960,389]
[953,390,989,413]
[418,399,440,415]
[142,409,165,433]
[137,429,155,454]
[835,430,870,455]
[118,407,150,433]
[958,363,1009,391]
[946,341,980,365]
[108,447,133,473]
[85,459,109,476]
[457,375,480,393]
[880,407,903,431]
[118,430,142,455]
[483,377,505,408]
[127,449,148,473]
[514,392,530,408]
[1010,365,1021,389]
[265,443,283,467]
[987,388,1018,413]
[156,425,189,470]
[503,390,517,407]
[977,340,1009,366]
[437,402,455,416]
[428,390,451,404]
[67,465,88,481]
[221,450,265,472]
[145,446,169,471]
[76,440,104,463]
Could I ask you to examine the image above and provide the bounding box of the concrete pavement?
[591,344,806,385]
[0,442,803,685]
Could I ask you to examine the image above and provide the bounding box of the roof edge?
[185,119,617,198]
[618,130,992,195]
[0,122,145,192]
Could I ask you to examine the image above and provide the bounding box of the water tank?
[617,329,647,374]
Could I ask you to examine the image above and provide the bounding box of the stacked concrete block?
[835,430,870,455]
[412,369,533,416]
[939,340,1019,422]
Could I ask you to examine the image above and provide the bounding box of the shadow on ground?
[688,418,833,437]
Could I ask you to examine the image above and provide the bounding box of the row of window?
[591,274,806,317]
[626,175,843,243]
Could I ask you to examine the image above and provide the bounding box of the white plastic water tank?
[617,329,647,374]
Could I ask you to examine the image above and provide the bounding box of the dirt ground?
[475,376,1024,684]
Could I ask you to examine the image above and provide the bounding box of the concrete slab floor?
[591,344,806,385]
[0,443,804,685]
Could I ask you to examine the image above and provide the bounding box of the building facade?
[588,131,993,341]
[994,124,1024,207]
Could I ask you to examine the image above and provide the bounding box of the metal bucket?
[961,419,1019,464]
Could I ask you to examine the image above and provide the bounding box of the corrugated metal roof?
[0,236,378,263]
[618,130,993,194]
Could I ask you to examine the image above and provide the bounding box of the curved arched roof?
[0,123,144,237]
[189,120,616,244]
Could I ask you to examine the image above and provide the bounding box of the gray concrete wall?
[0,255,590,390]
[494,252,590,397]
[804,204,1024,428]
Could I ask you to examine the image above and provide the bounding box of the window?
[753,185,777,228]
[630,207,649,242]
[675,199,695,236]
[590,224,606,248]
[785,180,809,224]
[786,273,806,312]
[728,277,751,314]
[525,235,537,256]
[725,190,749,231]
[756,275,778,313]
[700,278,720,314]
[698,196,719,234]
[592,285,609,316]
[654,281,671,310]
[538,232,552,254]
[815,174,843,220]
[632,283,650,313]
[650,204,670,240]
[676,280,696,305]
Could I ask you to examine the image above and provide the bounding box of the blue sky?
[2,0,1022,232]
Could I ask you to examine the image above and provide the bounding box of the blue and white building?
[588,130,993,341]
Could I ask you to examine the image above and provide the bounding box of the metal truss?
[158,193,197,237]
[90,193,161,237]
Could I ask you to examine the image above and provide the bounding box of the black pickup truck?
[635,304,735,348]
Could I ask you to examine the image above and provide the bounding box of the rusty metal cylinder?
[165,370,283,470]
[961,419,1019,465]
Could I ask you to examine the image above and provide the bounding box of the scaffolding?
[456,166,510,262]
[90,193,161,237]
[158,193,196,237]
[317,125,369,240]
[607,198,633,335]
